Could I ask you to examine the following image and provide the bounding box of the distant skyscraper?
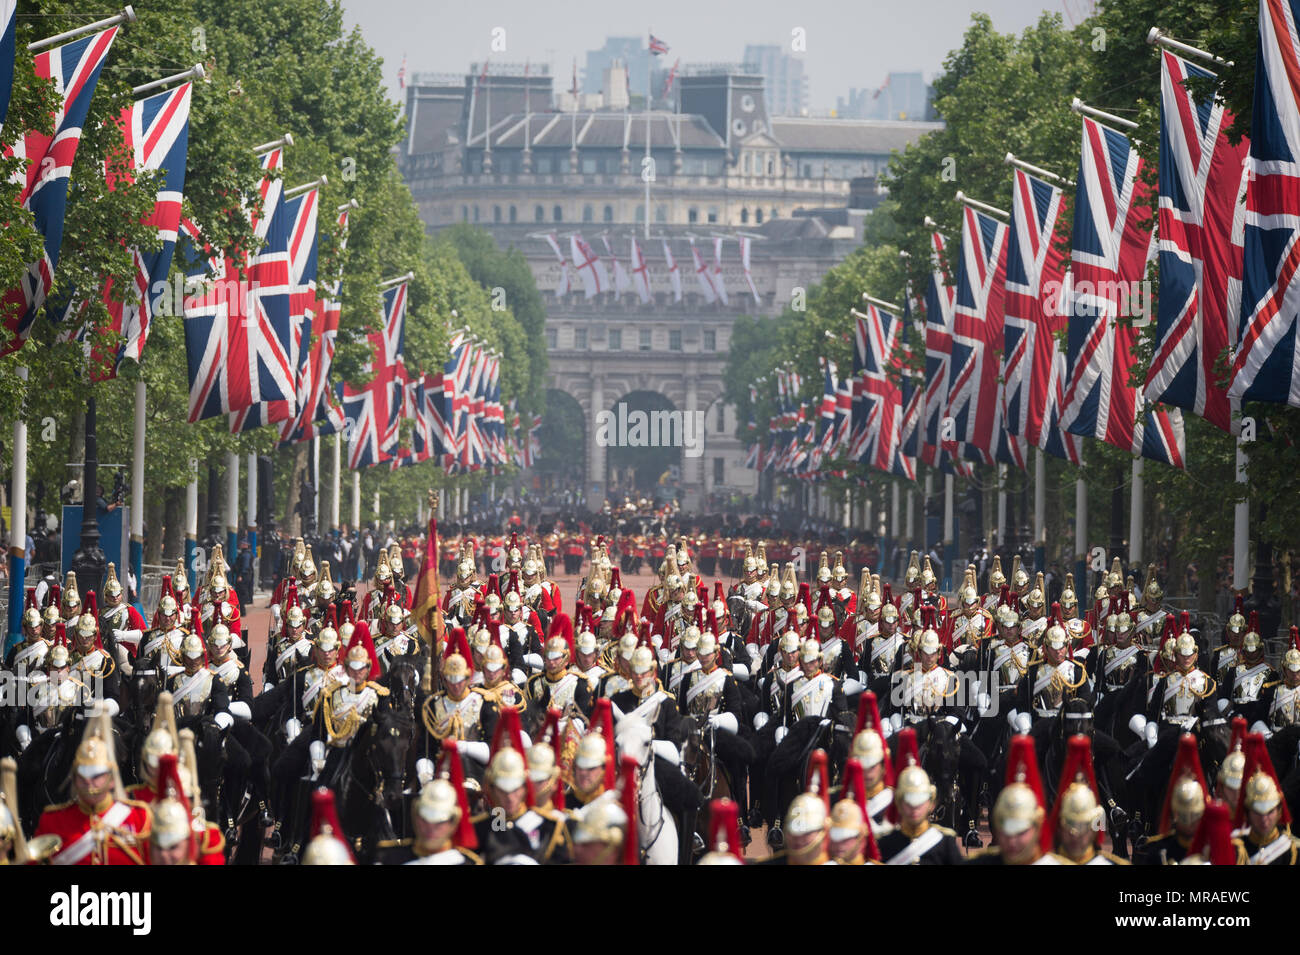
[742,44,808,116]
[586,37,651,100]
[837,71,930,121]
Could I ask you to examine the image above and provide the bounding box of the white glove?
[1250,720,1273,739]
[264,680,276,692]
[214,711,234,731]
[732,663,750,682]
[650,739,680,766]
[511,668,526,685]
[1014,712,1032,735]
[416,758,435,785]
[978,693,993,716]
[746,644,761,664]
[100,698,120,718]
[651,632,663,651]
[657,647,670,666]
[1217,698,1230,714]
[522,653,543,671]
[1006,708,1021,729]
[775,725,789,746]
[309,740,326,776]
[1128,714,1148,738]
[842,678,864,696]
[461,741,491,764]
[1145,723,1159,749]
[889,713,903,734]
[16,725,32,751]
[753,712,770,731]
[228,701,252,721]
[284,717,303,743]
[747,599,766,612]
[709,712,739,735]
[113,628,143,645]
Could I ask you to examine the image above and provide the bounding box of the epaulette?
[935,825,957,837]
[459,847,484,865]
[42,800,74,812]
[470,812,490,825]
[376,837,414,848]
[366,682,391,696]
[1101,850,1131,865]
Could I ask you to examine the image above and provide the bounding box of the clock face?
[732,118,746,136]
[740,93,755,113]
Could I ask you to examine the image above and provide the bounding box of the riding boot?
[679,809,700,865]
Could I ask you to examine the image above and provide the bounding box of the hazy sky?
[342,0,1085,111]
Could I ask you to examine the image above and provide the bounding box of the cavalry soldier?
[748,565,799,653]
[1143,630,1216,738]
[373,600,418,673]
[967,735,1065,865]
[68,594,120,705]
[899,552,922,616]
[1133,734,1208,865]
[569,702,617,807]
[387,542,412,609]
[1259,628,1300,735]
[383,742,482,865]
[525,614,593,732]
[59,571,82,625]
[171,559,193,618]
[1010,607,1092,737]
[6,589,53,682]
[208,623,253,713]
[1048,736,1127,865]
[886,609,959,731]
[521,546,559,632]
[480,644,525,709]
[779,750,832,865]
[573,613,608,687]
[265,585,312,688]
[1020,573,1048,645]
[597,632,639,699]
[876,729,961,865]
[442,542,482,628]
[200,552,241,637]
[730,541,764,601]
[501,574,545,678]
[949,569,994,660]
[1228,613,1277,726]
[424,630,497,773]
[100,563,145,666]
[357,550,394,620]
[1212,595,1248,684]
[35,709,152,865]
[1059,574,1093,657]
[919,557,947,615]
[860,588,906,686]
[1133,562,1170,642]
[985,556,1007,610]
[146,752,224,865]
[127,692,179,804]
[137,580,186,678]
[474,709,571,864]
[664,617,701,697]
[1232,735,1298,865]
[1093,598,1145,702]
[828,758,880,864]
[312,562,338,618]
[986,594,1030,712]
[710,583,750,682]
[809,585,851,679]
[828,552,856,619]
[680,629,750,822]
[567,760,637,866]
[169,630,232,733]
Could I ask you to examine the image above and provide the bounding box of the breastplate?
[1271,686,1300,729]
[793,674,833,719]
[435,692,485,741]
[1160,671,1208,717]
[899,667,950,716]
[172,670,213,718]
[685,670,725,717]
[1232,665,1268,703]
[328,685,378,746]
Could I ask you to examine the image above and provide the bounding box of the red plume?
[839,758,881,862]
[805,749,831,812]
[344,621,381,678]
[893,727,920,772]
[1048,735,1102,848]
[442,626,474,673]
[1188,800,1236,866]
[489,706,535,808]
[1234,733,1291,829]
[706,799,745,862]
[1004,735,1049,852]
[618,754,639,866]
[307,787,354,862]
[545,612,574,659]
[434,739,477,847]
[591,698,617,792]
[1159,734,1208,836]
[540,707,565,810]
[154,753,198,862]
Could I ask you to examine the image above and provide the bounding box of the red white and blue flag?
[183,148,293,424]
[1146,49,1248,431]
[922,231,955,467]
[853,303,902,472]
[1060,115,1185,467]
[0,0,17,130]
[649,35,670,56]
[1231,0,1300,409]
[1004,167,1083,463]
[2,26,119,355]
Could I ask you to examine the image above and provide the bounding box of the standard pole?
[905,488,914,542]
[130,379,146,594]
[225,451,239,560]
[644,47,651,239]
[5,367,28,648]
[351,471,361,529]
[1129,457,1144,566]
[1033,448,1046,572]
[311,436,320,529]
[996,464,1007,549]
[1234,432,1250,591]
[1074,477,1087,594]
[246,452,258,584]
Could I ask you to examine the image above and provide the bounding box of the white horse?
[614,715,679,866]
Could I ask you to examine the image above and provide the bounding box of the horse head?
[1058,697,1094,740]
[614,714,654,769]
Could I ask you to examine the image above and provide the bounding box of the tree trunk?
[68,406,85,500]
[284,443,308,536]
[162,486,183,563]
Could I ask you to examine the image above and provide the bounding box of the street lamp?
[68,395,106,599]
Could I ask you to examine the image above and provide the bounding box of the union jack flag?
[338,377,382,469]
[1,27,119,355]
[184,148,293,424]
[1061,115,1186,467]
[853,303,902,472]
[1231,0,1300,408]
[76,82,193,380]
[1,0,19,130]
[894,317,922,480]
[1004,167,1083,463]
[649,34,670,56]
[1147,49,1248,431]
[235,185,319,432]
[922,231,955,467]
[442,332,473,469]
[948,205,1022,468]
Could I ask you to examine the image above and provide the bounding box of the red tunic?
[35,798,152,866]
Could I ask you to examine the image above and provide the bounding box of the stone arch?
[535,388,587,493]
[599,389,688,500]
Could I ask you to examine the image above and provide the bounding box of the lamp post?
[68,395,106,599]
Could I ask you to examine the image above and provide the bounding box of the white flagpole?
[6,368,28,645]
[246,452,258,582]
[130,380,146,589]
[943,473,954,549]
[351,471,361,530]
[1074,477,1087,588]
[644,35,652,239]
[185,466,198,592]
[1129,457,1144,565]
[996,464,1007,547]
[1034,448,1046,567]
[312,436,320,529]
[331,433,341,532]
[1234,430,1250,592]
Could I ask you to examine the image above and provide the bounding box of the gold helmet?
[996,604,1020,629]
[1058,781,1103,834]
[1142,562,1162,602]
[141,691,180,780]
[816,552,831,584]
[575,733,610,773]
[988,556,1006,592]
[1060,573,1078,612]
[62,571,82,614]
[527,742,558,787]
[302,790,354,865]
[798,637,822,664]
[1242,769,1282,816]
[615,633,638,662]
[832,551,848,584]
[571,794,629,852]
[895,764,935,808]
[993,783,1043,837]
[1010,555,1029,593]
[1025,573,1045,611]
[1043,620,1069,651]
[316,562,336,602]
[780,565,797,600]
[441,651,470,683]
[742,541,757,575]
[1175,632,1197,658]
[1105,557,1123,592]
[858,568,876,610]
[1218,750,1246,793]
[22,606,42,631]
[291,538,306,576]
[316,626,341,653]
[103,562,124,599]
[485,747,527,794]
[1170,777,1206,826]
[72,709,124,799]
[851,729,885,769]
[482,643,508,675]
[415,778,462,825]
[904,551,921,588]
[374,550,393,584]
[920,556,937,590]
[784,791,828,838]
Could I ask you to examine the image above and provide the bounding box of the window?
[582,156,598,174]
[669,330,682,351]
[713,458,724,484]
[509,205,517,223]
[656,204,667,222]
[608,329,622,351]
[771,207,779,221]
[493,206,502,223]
[583,204,594,223]
[707,208,718,224]
[740,208,749,224]
[535,155,552,174]
[636,205,645,222]
[473,206,480,222]
[553,205,563,222]
[755,208,764,224]
[704,330,716,351]
[534,205,544,223]
[715,403,724,430]
[462,205,469,222]
[688,207,698,224]
[545,328,558,348]
[742,154,750,174]
[603,204,614,223]
[767,155,775,176]
[574,328,587,350]
[639,329,652,351]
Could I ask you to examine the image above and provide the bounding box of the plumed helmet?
[1060,573,1078,609]
[207,623,232,649]
[1175,633,1197,657]
[415,778,461,825]
[527,743,557,785]
[482,643,507,673]
[630,646,656,675]
[994,782,1044,836]
[485,746,527,794]
[1242,769,1282,815]
[1218,750,1246,792]
[576,630,598,655]
[851,729,885,769]
[303,790,354,866]
[575,733,609,771]
[697,632,718,657]
[798,638,822,663]
[441,652,469,682]
[785,791,828,836]
[1058,781,1103,833]
[1044,622,1069,651]
[571,794,628,848]
[996,605,1020,629]
[286,604,306,628]
[1143,563,1162,602]
[895,765,935,807]
[181,633,205,661]
[103,563,123,599]
[75,612,97,640]
[1171,777,1206,824]
[315,626,340,652]
[616,633,638,661]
